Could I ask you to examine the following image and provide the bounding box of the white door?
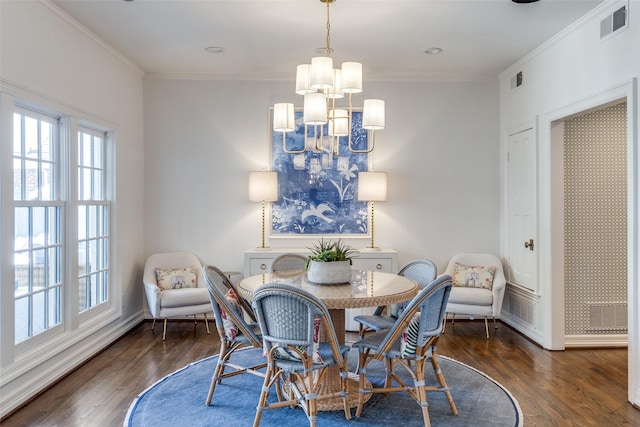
[507,128,537,291]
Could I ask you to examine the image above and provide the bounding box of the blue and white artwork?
[271,110,369,236]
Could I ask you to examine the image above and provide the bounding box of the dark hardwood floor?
[3,319,639,426]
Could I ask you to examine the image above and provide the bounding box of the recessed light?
[205,46,225,54]
[424,47,443,55]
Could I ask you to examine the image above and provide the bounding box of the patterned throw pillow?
[451,262,496,290]
[155,267,198,290]
[273,316,324,364]
[400,313,421,357]
[220,289,241,341]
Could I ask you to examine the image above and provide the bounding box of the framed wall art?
[270,109,370,237]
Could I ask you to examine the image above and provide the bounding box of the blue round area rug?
[125,348,522,426]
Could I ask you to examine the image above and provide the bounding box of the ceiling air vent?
[600,4,627,39]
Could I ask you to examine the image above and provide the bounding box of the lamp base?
[254,246,272,251]
[360,246,382,252]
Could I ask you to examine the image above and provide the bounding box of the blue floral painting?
[271,110,369,236]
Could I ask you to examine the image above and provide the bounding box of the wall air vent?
[588,302,628,332]
[600,4,627,39]
[510,71,523,90]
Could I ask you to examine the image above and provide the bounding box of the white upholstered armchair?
[442,253,506,338]
[143,251,212,340]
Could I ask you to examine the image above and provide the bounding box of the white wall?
[143,77,500,274]
[0,1,145,416]
[499,0,639,406]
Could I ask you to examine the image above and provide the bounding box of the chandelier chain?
[325,0,331,57]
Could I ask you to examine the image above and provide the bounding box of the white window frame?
[75,124,113,322]
[0,90,117,373]
[12,106,65,351]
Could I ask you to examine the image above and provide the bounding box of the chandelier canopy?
[273,0,385,156]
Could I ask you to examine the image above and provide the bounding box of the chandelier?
[273,0,385,156]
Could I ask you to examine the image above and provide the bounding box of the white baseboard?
[564,334,628,348]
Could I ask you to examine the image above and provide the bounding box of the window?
[77,128,110,312]
[10,105,112,346]
[13,108,63,344]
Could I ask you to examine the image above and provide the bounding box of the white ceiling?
[51,0,604,80]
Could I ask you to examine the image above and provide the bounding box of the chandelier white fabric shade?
[357,171,388,202]
[273,103,295,132]
[295,64,313,95]
[362,99,385,130]
[249,171,278,202]
[327,69,343,99]
[303,92,328,125]
[310,56,334,89]
[329,109,349,136]
[340,61,363,94]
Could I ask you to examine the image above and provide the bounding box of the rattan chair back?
[206,264,257,322]
[252,283,340,360]
[377,275,452,353]
[203,265,262,346]
[270,253,307,273]
[398,259,437,289]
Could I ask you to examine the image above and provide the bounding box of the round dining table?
[237,269,418,411]
[237,269,418,344]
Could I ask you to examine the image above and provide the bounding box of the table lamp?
[249,171,278,250]
[357,171,387,251]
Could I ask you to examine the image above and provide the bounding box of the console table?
[243,248,398,331]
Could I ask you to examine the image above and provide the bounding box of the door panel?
[508,128,537,291]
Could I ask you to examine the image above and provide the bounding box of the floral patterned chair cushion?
[220,289,242,340]
[155,267,198,290]
[451,262,496,290]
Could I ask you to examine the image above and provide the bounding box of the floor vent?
[588,302,627,332]
[600,4,627,39]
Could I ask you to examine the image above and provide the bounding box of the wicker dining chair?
[354,259,437,338]
[202,265,266,405]
[270,253,307,273]
[352,275,457,427]
[251,283,351,427]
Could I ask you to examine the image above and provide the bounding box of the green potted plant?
[305,239,356,284]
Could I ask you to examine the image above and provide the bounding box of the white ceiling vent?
[600,4,628,40]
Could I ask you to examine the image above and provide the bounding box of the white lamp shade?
[249,171,278,202]
[295,64,313,95]
[326,69,344,99]
[310,56,334,89]
[357,171,387,202]
[362,99,385,130]
[328,109,349,136]
[303,92,327,124]
[340,62,363,94]
[273,103,295,132]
